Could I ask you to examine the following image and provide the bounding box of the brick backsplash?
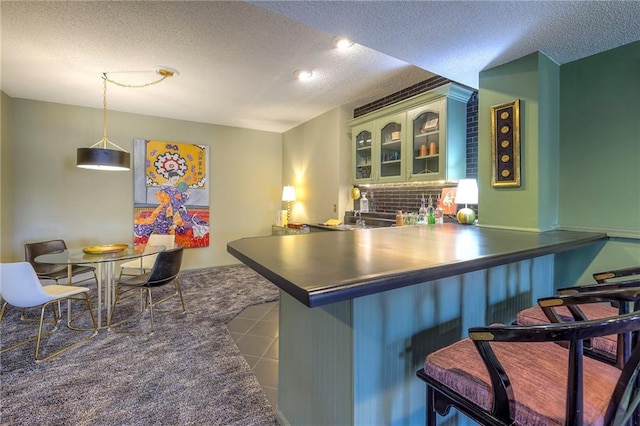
[356,183,456,214]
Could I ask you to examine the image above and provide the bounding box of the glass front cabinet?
[350,83,472,184]
[353,124,373,182]
[407,99,445,181]
[376,113,405,183]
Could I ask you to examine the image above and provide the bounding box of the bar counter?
[227,224,607,425]
[228,224,607,307]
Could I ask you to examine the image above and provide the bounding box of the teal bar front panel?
[352,255,554,425]
[277,290,354,426]
[277,256,555,425]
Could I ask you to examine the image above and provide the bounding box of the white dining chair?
[119,234,175,279]
[0,262,97,361]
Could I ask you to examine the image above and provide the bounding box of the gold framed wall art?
[490,100,521,187]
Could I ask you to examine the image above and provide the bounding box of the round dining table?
[35,243,166,328]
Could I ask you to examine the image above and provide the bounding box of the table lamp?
[455,179,478,224]
[282,185,296,222]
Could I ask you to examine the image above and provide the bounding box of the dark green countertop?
[227,224,607,307]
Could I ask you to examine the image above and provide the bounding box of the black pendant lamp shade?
[77,67,177,172]
[77,147,130,171]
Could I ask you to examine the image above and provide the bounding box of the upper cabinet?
[376,112,405,183]
[349,83,472,184]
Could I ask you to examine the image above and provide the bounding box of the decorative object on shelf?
[282,185,296,222]
[422,117,439,132]
[429,142,437,155]
[440,187,458,215]
[82,244,128,254]
[350,187,361,200]
[455,179,478,225]
[77,67,178,171]
[490,99,521,187]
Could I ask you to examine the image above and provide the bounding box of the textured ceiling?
[2,1,639,134]
[0,1,433,133]
[255,1,640,89]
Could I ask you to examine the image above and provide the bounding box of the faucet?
[353,210,366,228]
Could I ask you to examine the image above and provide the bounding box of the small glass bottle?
[360,192,369,213]
[435,199,444,224]
[418,195,427,224]
[395,210,404,226]
[426,195,436,224]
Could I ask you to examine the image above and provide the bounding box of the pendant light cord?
[91,69,175,151]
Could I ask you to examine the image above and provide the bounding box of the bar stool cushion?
[516,303,618,358]
[424,336,620,425]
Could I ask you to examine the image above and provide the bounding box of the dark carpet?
[0,265,280,426]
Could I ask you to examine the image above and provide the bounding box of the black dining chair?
[108,247,185,334]
[517,276,640,364]
[25,239,97,286]
[417,288,640,426]
[594,265,640,283]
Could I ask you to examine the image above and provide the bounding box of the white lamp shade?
[282,185,296,202]
[455,179,478,205]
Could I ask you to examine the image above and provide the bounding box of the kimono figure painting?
[133,140,210,248]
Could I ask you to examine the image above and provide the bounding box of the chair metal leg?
[175,278,186,313]
[1,302,58,355]
[147,289,155,334]
[34,293,97,361]
[109,285,155,335]
[109,276,184,335]
[152,278,186,314]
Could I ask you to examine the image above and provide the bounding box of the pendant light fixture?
[77,67,178,171]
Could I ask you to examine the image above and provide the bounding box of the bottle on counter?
[360,192,369,213]
[426,195,436,224]
[395,210,404,226]
[418,195,427,224]
[435,199,444,224]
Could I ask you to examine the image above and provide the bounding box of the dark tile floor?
[226,301,279,409]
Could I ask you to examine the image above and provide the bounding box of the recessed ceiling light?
[332,36,354,49]
[294,69,313,81]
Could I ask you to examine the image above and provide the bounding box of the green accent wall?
[478,52,560,231]
[478,42,639,285]
[559,41,640,235]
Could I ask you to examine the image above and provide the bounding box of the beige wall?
[5,97,282,270]
[282,106,353,224]
[1,92,14,261]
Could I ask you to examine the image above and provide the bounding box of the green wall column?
[478,52,560,231]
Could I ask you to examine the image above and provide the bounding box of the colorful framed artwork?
[490,100,521,187]
[132,139,210,248]
[440,187,457,215]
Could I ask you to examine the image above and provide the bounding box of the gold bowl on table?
[82,244,128,254]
